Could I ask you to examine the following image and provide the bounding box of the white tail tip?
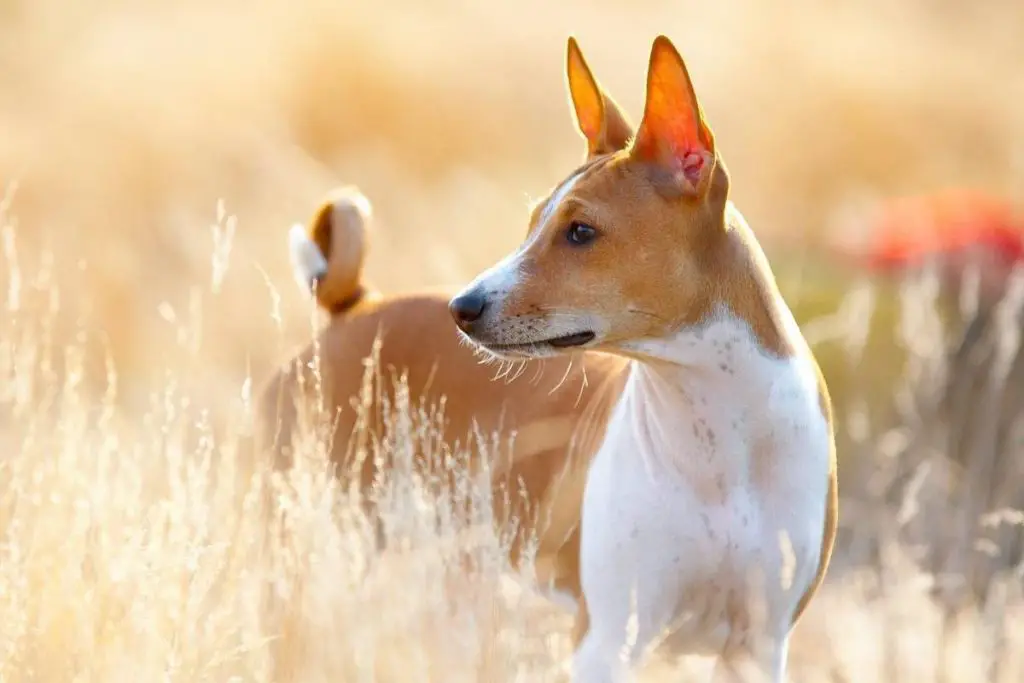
[336,187,373,223]
[288,223,328,295]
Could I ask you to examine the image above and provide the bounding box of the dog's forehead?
[530,154,635,231]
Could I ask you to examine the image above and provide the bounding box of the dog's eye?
[566,222,597,246]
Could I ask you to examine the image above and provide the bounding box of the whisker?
[512,359,530,383]
[494,359,512,382]
[574,362,590,409]
[550,356,575,396]
[510,358,524,382]
[528,359,546,386]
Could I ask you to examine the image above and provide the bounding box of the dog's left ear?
[565,36,634,160]
[630,36,716,198]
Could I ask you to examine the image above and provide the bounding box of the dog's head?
[451,36,732,360]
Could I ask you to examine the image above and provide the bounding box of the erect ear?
[565,36,635,159]
[630,35,716,197]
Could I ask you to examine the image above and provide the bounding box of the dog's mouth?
[486,330,596,353]
[545,331,597,348]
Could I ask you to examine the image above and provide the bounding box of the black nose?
[449,290,488,328]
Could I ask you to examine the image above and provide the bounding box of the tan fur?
[566,36,635,159]
[306,185,373,314]
[259,187,627,598]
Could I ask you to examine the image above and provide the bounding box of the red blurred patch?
[861,189,1024,272]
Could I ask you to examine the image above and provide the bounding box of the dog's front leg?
[709,634,790,683]
[570,628,632,683]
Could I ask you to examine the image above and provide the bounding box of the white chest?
[577,317,831,662]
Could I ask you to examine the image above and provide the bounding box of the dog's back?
[258,188,626,590]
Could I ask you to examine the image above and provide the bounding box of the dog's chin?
[463,330,597,360]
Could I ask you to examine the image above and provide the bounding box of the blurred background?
[4,0,1024,627]
[2,0,1021,398]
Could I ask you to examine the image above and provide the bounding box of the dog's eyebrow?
[537,168,586,226]
[536,154,616,226]
[557,197,602,222]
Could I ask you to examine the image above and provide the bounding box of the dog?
[256,185,626,601]
[451,36,839,682]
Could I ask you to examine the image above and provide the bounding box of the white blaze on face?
[288,223,328,293]
[458,168,587,310]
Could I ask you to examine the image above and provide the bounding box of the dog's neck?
[613,245,808,484]
[620,202,802,390]
[612,318,801,501]
[624,302,795,408]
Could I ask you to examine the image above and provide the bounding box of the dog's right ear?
[565,37,634,160]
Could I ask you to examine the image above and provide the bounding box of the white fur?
[336,187,373,224]
[460,168,586,315]
[288,223,328,295]
[572,305,830,682]
[464,244,529,308]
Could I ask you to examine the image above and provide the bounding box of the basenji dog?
[450,36,838,682]
[256,186,627,600]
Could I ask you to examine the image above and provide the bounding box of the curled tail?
[288,186,373,315]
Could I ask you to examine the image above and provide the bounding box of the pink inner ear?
[635,44,716,185]
[635,87,708,186]
[681,152,705,185]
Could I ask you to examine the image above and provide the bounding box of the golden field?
[2,0,1024,680]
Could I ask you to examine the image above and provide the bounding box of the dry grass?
[3,0,1024,680]
[5,217,1024,682]
[0,217,567,681]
